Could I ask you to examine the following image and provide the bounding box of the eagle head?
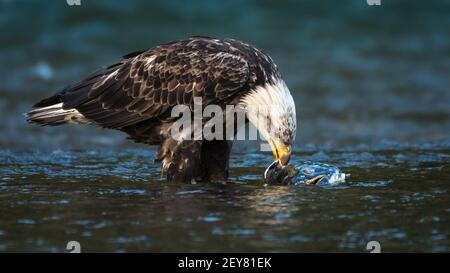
[240,78,297,166]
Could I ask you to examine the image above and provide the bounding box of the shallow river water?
[1,146,449,252]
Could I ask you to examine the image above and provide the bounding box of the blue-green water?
[1,148,449,252]
[0,0,449,252]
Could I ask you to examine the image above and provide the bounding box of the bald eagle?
[26,37,296,182]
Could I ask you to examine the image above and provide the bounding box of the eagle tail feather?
[26,95,89,126]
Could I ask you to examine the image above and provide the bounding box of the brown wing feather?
[60,39,250,129]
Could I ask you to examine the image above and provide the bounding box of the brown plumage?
[26,37,293,182]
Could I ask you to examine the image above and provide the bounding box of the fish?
[264,160,348,186]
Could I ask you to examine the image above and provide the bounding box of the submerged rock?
[264,160,348,186]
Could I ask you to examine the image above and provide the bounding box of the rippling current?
[1,146,449,252]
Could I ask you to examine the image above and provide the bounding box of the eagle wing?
[59,42,250,129]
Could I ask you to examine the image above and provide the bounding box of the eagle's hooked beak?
[268,139,291,166]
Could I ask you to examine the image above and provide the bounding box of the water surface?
[1,146,449,252]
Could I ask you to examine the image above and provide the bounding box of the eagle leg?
[200,140,232,182]
[159,139,203,183]
[157,139,232,183]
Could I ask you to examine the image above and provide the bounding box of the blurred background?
[1,0,449,150]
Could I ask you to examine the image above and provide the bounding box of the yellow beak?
[268,139,292,166]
